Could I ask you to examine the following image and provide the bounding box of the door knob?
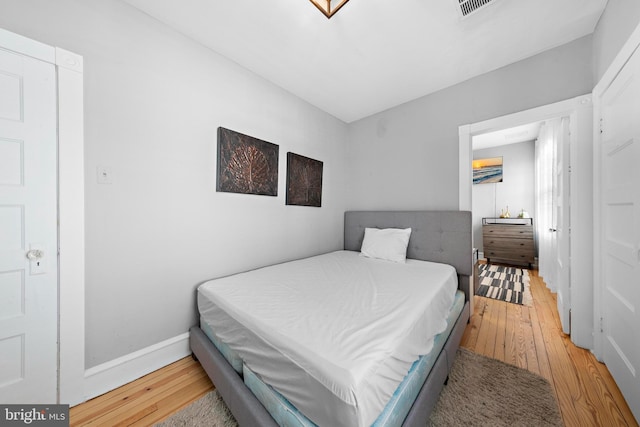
[26,249,44,260]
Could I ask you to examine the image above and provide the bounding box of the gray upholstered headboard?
[344,211,473,301]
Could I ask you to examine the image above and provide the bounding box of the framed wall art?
[286,152,323,207]
[472,156,503,185]
[216,127,279,196]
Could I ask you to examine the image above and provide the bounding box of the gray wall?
[0,0,349,368]
[345,36,593,211]
[593,0,640,81]
[472,141,535,253]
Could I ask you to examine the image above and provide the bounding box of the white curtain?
[535,118,560,292]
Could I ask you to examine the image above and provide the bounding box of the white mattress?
[197,250,458,427]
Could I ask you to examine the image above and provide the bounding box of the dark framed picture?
[286,152,323,207]
[472,156,503,184]
[216,127,278,196]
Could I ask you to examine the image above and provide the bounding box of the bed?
[190,210,472,426]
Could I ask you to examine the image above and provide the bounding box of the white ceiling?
[122,0,607,123]
[472,122,542,151]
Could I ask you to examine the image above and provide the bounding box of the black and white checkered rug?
[477,264,532,306]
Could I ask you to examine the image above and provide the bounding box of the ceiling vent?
[456,0,498,18]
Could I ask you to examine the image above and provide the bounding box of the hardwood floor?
[69,356,214,426]
[70,269,638,426]
[461,268,638,427]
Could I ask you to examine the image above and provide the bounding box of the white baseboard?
[80,332,191,404]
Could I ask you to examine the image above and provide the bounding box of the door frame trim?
[0,27,85,405]
[592,21,640,361]
[55,47,85,405]
[459,94,594,349]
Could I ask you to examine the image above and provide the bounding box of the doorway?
[470,117,572,333]
[459,94,594,349]
[471,122,539,265]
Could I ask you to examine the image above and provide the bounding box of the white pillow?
[360,227,412,263]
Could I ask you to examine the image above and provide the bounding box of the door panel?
[0,46,58,403]
[600,43,640,421]
[536,119,559,293]
[0,69,23,121]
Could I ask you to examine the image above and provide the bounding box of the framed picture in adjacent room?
[216,127,279,196]
[472,156,503,184]
[286,152,323,207]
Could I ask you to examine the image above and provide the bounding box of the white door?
[0,46,58,403]
[599,45,640,420]
[536,118,558,292]
[555,117,571,334]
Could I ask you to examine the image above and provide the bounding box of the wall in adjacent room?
[0,0,348,369]
[472,141,536,254]
[345,35,593,211]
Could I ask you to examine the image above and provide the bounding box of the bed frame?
[190,210,472,426]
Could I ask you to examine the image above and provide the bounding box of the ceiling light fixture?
[309,0,351,18]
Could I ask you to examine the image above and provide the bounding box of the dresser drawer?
[484,248,535,263]
[483,237,534,253]
[483,224,533,240]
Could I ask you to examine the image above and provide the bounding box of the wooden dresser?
[482,218,534,268]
